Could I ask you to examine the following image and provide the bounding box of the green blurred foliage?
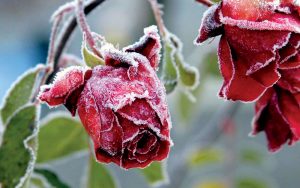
[188,148,223,167]
[139,161,167,185]
[236,178,269,188]
[34,168,70,188]
[37,115,88,163]
[240,148,264,165]
[86,157,116,188]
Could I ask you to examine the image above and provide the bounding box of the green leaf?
[34,168,70,188]
[195,181,226,188]
[168,34,199,90]
[161,33,200,95]
[1,65,43,125]
[161,40,178,94]
[240,148,264,165]
[139,161,167,186]
[30,175,47,188]
[236,178,268,188]
[0,105,39,188]
[174,49,199,90]
[37,113,88,163]
[86,157,116,188]
[82,42,105,68]
[202,52,220,78]
[188,148,223,167]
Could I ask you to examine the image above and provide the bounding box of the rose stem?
[32,0,106,104]
[195,0,214,7]
[76,0,103,58]
[45,0,105,84]
[148,0,167,37]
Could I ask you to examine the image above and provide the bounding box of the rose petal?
[117,114,140,143]
[279,53,300,69]
[218,36,270,102]
[125,26,161,70]
[277,89,300,140]
[77,83,101,145]
[195,3,223,44]
[39,66,90,111]
[279,34,300,63]
[221,11,300,33]
[249,61,281,88]
[224,25,290,74]
[99,115,123,156]
[278,65,300,93]
[251,88,275,135]
[117,99,161,134]
[254,93,292,152]
[88,65,148,111]
[222,0,272,21]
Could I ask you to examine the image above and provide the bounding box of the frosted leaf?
[82,39,105,68]
[0,105,40,188]
[1,64,44,125]
[162,31,200,96]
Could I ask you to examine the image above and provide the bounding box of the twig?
[76,0,103,58]
[148,0,167,37]
[46,0,105,84]
[195,0,214,7]
[31,0,106,103]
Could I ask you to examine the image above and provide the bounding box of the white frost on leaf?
[15,105,40,188]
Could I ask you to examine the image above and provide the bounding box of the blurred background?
[1,0,300,187]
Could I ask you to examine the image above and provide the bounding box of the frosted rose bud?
[195,0,300,102]
[39,26,172,169]
[252,55,300,151]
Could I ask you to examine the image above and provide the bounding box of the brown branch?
[32,0,106,104]
[195,0,214,7]
[76,0,103,58]
[148,0,167,37]
[46,0,106,84]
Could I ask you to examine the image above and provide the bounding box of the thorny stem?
[148,0,167,37]
[76,0,103,58]
[195,0,214,7]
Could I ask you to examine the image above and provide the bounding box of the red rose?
[39,26,172,169]
[195,0,300,102]
[251,55,300,152]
